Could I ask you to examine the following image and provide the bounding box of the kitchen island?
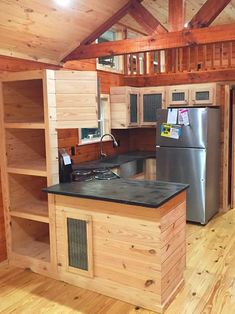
[45,179,188,313]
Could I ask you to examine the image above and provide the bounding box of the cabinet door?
[141,92,164,125]
[128,92,139,126]
[191,86,214,105]
[64,212,93,277]
[168,87,189,106]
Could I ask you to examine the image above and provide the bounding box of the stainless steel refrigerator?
[156,107,220,224]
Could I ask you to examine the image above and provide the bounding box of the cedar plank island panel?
[52,190,187,313]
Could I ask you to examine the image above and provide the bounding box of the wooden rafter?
[188,0,231,28]
[63,0,142,62]
[128,1,167,35]
[62,23,235,61]
[168,0,185,31]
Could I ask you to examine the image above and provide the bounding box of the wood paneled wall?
[57,127,156,164]
[0,56,60,72]
[0,170,6,262]
[129,128,156,152]
[57,129,129,163]
[63,59,125,94]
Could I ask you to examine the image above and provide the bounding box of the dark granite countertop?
[44,179,188,208]
[73,151,155,170]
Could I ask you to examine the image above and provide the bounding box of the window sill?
[78,139,112,147]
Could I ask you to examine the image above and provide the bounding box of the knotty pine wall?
[0,170,6,262]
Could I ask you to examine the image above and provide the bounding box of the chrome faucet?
[100,133,118,159]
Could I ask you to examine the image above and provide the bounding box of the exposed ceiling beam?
[168,0,185,31]
[62,23,235,61]
[188,0,231,28]
[128,1,167,35]
[63,0,143,62]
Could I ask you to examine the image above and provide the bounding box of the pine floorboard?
[0,209,235,313]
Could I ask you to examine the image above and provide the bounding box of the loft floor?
[0,208,235,313]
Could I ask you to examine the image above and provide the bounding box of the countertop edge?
[43,184,188,209]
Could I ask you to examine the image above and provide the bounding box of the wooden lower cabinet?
[55,192,186,313]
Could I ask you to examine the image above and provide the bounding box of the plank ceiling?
[1,0,235,64]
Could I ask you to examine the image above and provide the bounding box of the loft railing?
[124,41,235,76]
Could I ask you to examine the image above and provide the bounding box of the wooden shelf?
[10,200,49,223]
[11,217,50,263]
[5,128,47,176]
[12,236,50,262]
[4,122,45,129]
[2,79,44,124]
[8,174,48,222]
[7,159,47,176]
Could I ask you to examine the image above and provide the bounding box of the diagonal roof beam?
[128,1,167,35]
[63,0,143,62]
[188,0,231,28]
[63,23,235,61]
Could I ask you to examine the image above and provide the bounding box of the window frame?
[78,94,111,145]
[96,28,124,74]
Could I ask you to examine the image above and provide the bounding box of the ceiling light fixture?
[55,0,71,7]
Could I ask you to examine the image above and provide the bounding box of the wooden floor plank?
[0,209,235,313]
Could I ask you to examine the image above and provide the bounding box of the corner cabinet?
[0,69,98,276]
[110,86,165,128]
[110,86,139,128]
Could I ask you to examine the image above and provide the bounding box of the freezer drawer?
[156,147,206,223]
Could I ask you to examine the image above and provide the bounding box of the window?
[96,29,123,73]
[79,95,110,144]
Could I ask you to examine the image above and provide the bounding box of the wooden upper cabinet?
[140,87,166,126]
[110,86,165,128]
[111,83,219,128]
[167,86,190,106]
[167,83,218,107]
[110,86,139,128]
[190,84,216,105]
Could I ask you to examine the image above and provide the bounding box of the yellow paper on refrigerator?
[160,123,171,137]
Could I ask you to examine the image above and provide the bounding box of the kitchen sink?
[99,155,144,178]
[100,155,127,164]
[73,152,153,179]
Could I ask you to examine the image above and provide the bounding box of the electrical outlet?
[71,146,75,156]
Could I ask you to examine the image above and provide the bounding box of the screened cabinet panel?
[140,88,165,126]
[64,212,93,277]
[143,94,162,123]
[129,93,138,125]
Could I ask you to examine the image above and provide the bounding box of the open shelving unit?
[0,69,98,277]
[0,70,58,274]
